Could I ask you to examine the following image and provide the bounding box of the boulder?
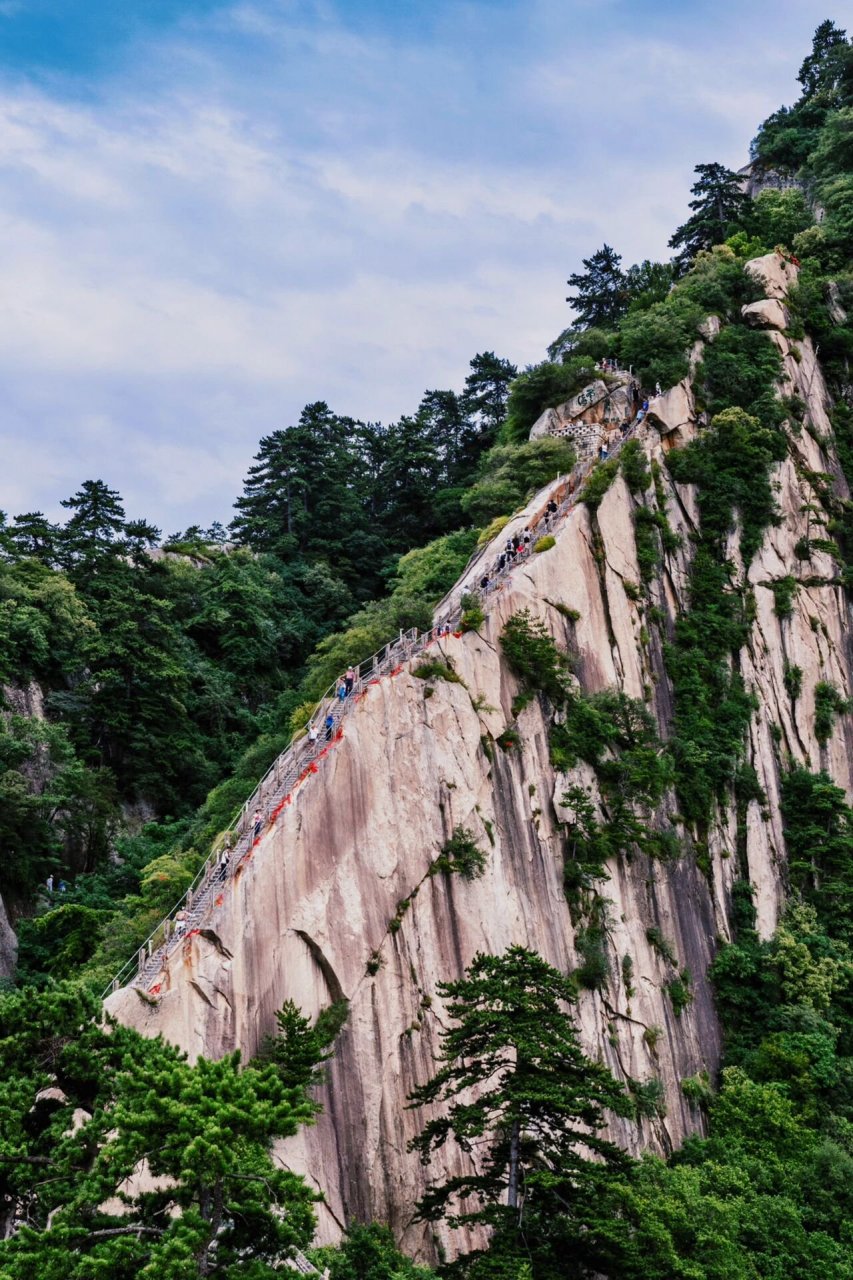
[646,379,695,436]
[741,298,790,331]
[529,406,562,440]
[699,315,721,341]
[745,251,799,300]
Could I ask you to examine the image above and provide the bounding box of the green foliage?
[496,726,520,752]
[502,359,596,443]
[666,970,694,1017]
[668,163,752,270]
[0,983,318,1278]
[461,438,576,524]
[413,659,462,684]
[575,923,610,990]
[408,947,630,1277]
[580,458,619,510]
[500,609,572,703]
[620,439,651,495]
[634,505,680,583]
[566,244,631,327]
[533,534,556,552]
[751,187,815,250]
[664,400,789,825]
[781,768,853,933]
[556,694,675,893]
[431,827,488,881]
[311,1223,435,1280]
[630,1077,667,1119]
[770,574,798,618]
[813,681,850,745]
[701,327,784,425]
[459,592,485,632]
[618,291,704,391]
[259,997,350,1092]
[783,660,804,701]
[476,514,509,546]
[552,691,673,807]
[646,927,678,966]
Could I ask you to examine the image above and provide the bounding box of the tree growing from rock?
[408,946,630,1277]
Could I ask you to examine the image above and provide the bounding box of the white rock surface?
[741,298,791,330]
[745,250,800,299]
[646,380,696,438]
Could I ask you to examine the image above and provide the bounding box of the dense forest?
[2,19,853,1279]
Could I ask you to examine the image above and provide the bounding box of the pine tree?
[461,352,518,443]
[566,244,629,327]
[0,983,318,1279]
[797,20,849,102]
[668,163,751,270]
[59,479,127,572]
[9,510,59,563]
[408,947,630,1277]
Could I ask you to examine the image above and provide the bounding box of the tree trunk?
[507,1117,520,1210]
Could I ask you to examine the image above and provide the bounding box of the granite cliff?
[107,253,853,1260]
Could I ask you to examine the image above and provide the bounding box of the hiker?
[325,712,335,741]
[252,808,263,840]
[642,398,649,412]
[480,574,489,590]
[175,909,188,937]
[215,847,230,882]
[636,409,645,424]
[46,874,54,895]
[58,880,67,893]
[345,666,355,695]
[655,381,662,396]
[308,722,319,748]
[498,552,507,570]
[337,682,347,702]
[522,530,532,547]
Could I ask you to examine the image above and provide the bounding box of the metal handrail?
[103,418,642,999]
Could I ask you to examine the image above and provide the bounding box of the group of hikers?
[475,494,562,594]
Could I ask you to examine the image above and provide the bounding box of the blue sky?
[0,0,839,533]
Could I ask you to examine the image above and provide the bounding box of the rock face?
[529,373,638,456]
[742,298,791,331]
[646,379,696,441]
[108,256,853,1261]
[745,250,799,299]
[0,896,17,981]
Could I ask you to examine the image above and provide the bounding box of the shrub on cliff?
[500,609,572,703]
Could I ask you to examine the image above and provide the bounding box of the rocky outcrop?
[742,298,790,331]
[646,380,696,442]
[107,254,853,1260]
[529,373,638,455]
[745,250,799,299]
[0,897,17,982]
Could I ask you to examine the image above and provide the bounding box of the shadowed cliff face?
[107,258,853,1260]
